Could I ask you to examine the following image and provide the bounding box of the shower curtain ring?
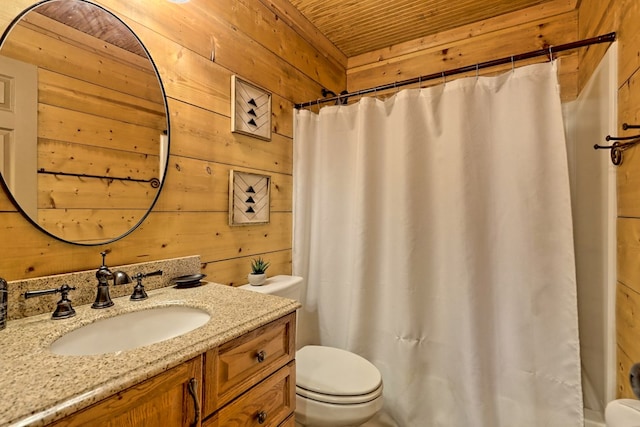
[418,75,422,88]
[548,47,554,61]
[511,55,515,73]
[442,71,446,85]
[475,64,479,80]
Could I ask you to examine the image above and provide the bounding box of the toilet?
[239,275,383,427]
[605,399,640,427]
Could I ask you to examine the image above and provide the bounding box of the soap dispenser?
[0,277,7,330]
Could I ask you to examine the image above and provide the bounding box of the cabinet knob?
[257,411,268,424]
[256,350,267,363]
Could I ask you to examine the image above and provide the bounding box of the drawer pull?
[187,377,200,427]
[257,411,268,424]
[256,350,267,363]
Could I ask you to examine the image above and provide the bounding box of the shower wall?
[563,44,617,412]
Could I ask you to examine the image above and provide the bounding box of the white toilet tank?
[239,275,303,302]
[605,399,640,426]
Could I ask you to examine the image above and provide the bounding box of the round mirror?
[0,0,169,245]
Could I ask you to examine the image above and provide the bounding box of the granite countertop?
[0,282,299,427]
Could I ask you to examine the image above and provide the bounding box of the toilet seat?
[296,345,383,405]
[296,384,383,405]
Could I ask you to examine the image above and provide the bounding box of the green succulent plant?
[250,257,270,274]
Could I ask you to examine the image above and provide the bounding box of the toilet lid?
[296,345,382,400]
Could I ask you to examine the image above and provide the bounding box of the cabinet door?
[49,356,202,427]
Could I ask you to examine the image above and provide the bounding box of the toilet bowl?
[295,345,383,426]
[605,399,640,427]
[239,275,383,426]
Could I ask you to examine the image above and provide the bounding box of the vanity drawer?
[279,414,296,427]
[204,312,295,415]
[206,361,295,427]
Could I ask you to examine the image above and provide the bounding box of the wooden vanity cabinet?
[203,312,296,426]
[48,356,202,427]
[45,312,296,427]
[279,414,296,427]
[44,313,296,427]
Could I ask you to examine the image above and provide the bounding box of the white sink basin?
[50,306,210,356]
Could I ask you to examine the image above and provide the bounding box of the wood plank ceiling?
[34,1,147,57]
[288,0,557,57]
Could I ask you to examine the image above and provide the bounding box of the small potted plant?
[248,257,270,286]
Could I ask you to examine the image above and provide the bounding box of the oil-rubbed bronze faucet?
[24,284,76,319]
[92,252,131,309]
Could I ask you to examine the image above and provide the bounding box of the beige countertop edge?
[2,282,300,427]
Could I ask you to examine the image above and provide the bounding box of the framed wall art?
[229,170,271,225]
[231,75,271,141]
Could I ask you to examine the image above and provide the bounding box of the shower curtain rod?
[294,32,616,109]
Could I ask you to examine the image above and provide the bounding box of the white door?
[0,55,37,218]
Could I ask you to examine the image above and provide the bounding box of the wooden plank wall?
[578,0,640,399]
[346,0,580,103]
[0,0,345,284]
[2,11,166,243]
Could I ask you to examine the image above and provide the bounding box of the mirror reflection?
[0,0,169,245]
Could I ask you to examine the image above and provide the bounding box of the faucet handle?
[24,284,76,320]
[144,270,163,278]
[129,270,163,301]
[130,275,148,301]
[52,285,76,319]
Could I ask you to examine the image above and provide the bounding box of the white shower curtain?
[293,62,582,427]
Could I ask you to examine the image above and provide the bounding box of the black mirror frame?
[0,0,170,246]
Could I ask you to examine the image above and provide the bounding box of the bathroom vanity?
[0,283,299,426]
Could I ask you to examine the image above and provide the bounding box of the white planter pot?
[248,273,266,286]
